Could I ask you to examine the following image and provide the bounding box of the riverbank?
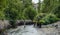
[0,20,60,35]
[6,25,60,35]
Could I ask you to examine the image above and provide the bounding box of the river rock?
[0,20,11,31]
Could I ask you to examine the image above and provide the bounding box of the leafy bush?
[0,11,5,20]
[39,14,59,25]
[33,13,46,21]
[23,6,37,20]
[54,6,60,18]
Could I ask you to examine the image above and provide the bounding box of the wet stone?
[7,25,60,35]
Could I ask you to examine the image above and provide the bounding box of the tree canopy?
[0,0,60,21]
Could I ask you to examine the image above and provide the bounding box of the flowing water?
[7,25,60,35]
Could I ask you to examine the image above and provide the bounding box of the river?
[6,25,60,35]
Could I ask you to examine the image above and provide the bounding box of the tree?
[42,0,60,13]
[0,0,8,20]
[4,0,24,27]
[23,6,37,20]
[38,0,41,13]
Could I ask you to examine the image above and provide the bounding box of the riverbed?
[6,25,60,35]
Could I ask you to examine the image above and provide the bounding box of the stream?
[6,25,60,35]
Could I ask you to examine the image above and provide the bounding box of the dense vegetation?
[0,0,60,25]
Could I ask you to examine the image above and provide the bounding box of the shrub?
[39,14,59,25]
[33,13,46,22]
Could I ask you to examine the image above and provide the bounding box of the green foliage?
[4,6,18,27]
[34,13,46,21]
[23,6,37,20]
[0,0,8,20]
[42,0,60,13]
[0,0,7,9]
[0,0,60,26]
[0,11,5,20]
[54,6,60,18]
[4,7,18,20]
[39,14,59,25]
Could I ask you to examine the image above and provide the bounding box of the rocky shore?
[0,20,33,32]
[0,20,10,30]
[0,20,60,35]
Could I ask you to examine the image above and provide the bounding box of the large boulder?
[16,20,24,26]
[0,20,11,32]
[16,20,34,25]
[3,20,11,29]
